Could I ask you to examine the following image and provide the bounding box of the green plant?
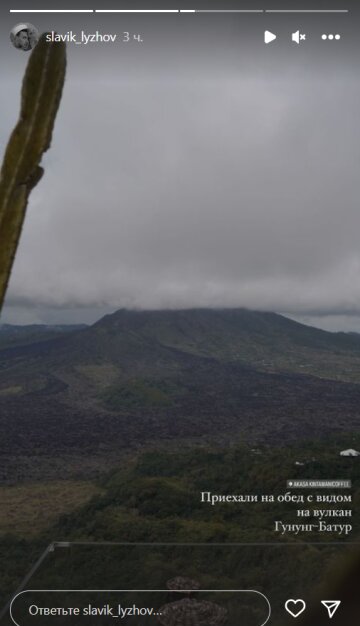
[0,34,66,310]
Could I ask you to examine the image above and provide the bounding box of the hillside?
[1,439,359,621]
[0,323,87,349]
[3,308,360,380]
[0,311,359,617]
[0,309,360,482]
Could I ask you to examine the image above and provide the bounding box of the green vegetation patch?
[0,386,22,396]
[100,378,178,410]
[0,481,102,537]
[48,435,360,544]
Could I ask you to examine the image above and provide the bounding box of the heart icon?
[285,599,306,618]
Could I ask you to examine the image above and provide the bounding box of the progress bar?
[10,9,94,12]
[95,9,263,13]
[91,8,350,13]
[265,9,349,12]
[9,8,349,14]
[96,9,179,12]
[186,9,264,13]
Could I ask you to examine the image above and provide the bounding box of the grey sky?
[1,11,359,330]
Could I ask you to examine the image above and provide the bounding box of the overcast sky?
[1,10,359,330]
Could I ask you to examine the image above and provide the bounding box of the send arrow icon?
[321,601,341,619]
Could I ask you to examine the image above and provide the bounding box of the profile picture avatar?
[10,23,39,51]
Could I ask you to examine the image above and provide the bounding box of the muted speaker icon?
[292,30,306,44]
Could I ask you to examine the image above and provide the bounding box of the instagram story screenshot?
[0,0,359,624]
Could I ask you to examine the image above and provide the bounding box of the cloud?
[1,46,360,326]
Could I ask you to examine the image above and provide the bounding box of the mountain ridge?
[1,308,360,480]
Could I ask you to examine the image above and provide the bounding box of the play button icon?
[264,30,277,44]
